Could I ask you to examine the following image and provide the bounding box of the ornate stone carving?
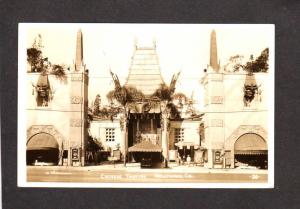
[243,86,257,107]
[71,74,83,81]
[119,115,126,131]
[70,118,82,127]
[243,73,261,107]
[160,101,171,132]
[160,117,165,131]
[211,96,223,104]
[225,125,268,149]
[166,120,171,131]
[70,96,83,104]
[160,116,170,132]
[27,125,65,149]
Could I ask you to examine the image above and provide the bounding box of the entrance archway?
[27,133,59,165]
[234,133,267,169]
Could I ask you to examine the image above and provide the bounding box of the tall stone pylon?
[203,29,224,168]
[75,29,84,71]
[69,29,89,166]
[210,30,219,72]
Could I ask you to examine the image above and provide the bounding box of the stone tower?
[69,29,89,166]
[202,29,225,168]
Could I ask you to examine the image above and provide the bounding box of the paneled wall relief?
[211,96,223,104]
[70,96,83,104]
[71,74,83,81]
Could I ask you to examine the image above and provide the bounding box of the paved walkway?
[28,163,268,174]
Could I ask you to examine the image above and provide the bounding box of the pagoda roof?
[125,46,165,96]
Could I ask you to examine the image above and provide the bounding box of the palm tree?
[109,70,184,167]
[151,87,187,119]
[106,90,116,106]
[27,34,67,83]
[172,92,187,107]
[93,94,101,115]
[109,70,145,105]
[109,70,145,166]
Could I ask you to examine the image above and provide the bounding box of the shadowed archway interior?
[234,133,268,169]
[26,132,59,165]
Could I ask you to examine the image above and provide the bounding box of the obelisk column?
[75,29,83,71]
[69,29,88,166]
[205,29,224,168]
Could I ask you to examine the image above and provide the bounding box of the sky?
[24,24,274,109]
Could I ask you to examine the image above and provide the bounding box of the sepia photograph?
[18,23,274,188]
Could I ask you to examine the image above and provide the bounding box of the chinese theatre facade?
[89,41,203,167]
[26,28,269,169]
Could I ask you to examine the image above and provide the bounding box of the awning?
[235,150,267,155]
[27,133,59,150]
[128,140,162,152]
[175,141,200,149]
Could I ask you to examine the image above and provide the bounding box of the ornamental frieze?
[27,125,65,149]
[27,125,57,137]
[225,125,268,150]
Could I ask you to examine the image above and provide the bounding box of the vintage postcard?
[18,23,274,188]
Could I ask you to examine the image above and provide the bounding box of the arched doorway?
[27,133,59,165]
[234,133,267,169]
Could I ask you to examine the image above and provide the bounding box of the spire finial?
[75,29,83,71]
[210,29,219,72]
